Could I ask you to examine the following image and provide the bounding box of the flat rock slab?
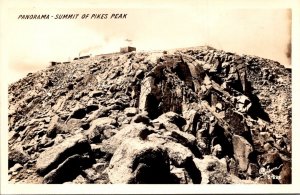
[36,134,91,175]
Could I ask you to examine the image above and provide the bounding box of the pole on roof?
[125,39,132,46]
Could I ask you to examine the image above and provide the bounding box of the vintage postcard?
[0,0,299,194]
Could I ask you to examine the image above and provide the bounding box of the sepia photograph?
[1,0,299,194]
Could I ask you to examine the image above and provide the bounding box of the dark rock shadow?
[247,82,271,122]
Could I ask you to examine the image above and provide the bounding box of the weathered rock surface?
[107,138,170,184]
[232,135,253,171]
[8,46,291,184]
[100,123,149,154]
[43,154,92,184]
[193,155,228,184]
[36,134,91,175]
[9,145,30,168]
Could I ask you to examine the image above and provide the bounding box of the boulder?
[101,123,149,154]
[258,148,282,168]
[170,166,192,184]
[124,107,138,117]
[88,162,110,183]
[86,105,111,122]
[232,135,253,171]
[72,174,89,184]
[193,155,227,184]
[43,154,92,184]
[168,130,196,147]
[107,138,171,184]
[153,112,186,131]
[211,144,222,158]
[8,145,30,168]
[279,160,291,184]
[103,128,118,139]
[46,115,60,138]
[46,115,72,138]
[182,109,200,134]
[85,117,117,143]
[89,90,103,98]
[36,134,91,175]
[66,118,82,131]
[247,163,259,178]
[9,163,23,173]
[163,142,193,167]
[132,113,151,125]
[163,128,202,158]
[89,117,117,127]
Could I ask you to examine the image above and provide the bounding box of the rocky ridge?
[8,46,291,184]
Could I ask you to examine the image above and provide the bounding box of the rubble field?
[8,46,291,184]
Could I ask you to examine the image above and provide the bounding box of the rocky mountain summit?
[8,46,291,184]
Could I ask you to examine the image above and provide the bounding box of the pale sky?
[0,0,292,84]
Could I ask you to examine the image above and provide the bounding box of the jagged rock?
[138,77,158,119]
[107,138,171,184]
[232,135,253,171]
[184,58,205,92]
[36,134,91,175]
